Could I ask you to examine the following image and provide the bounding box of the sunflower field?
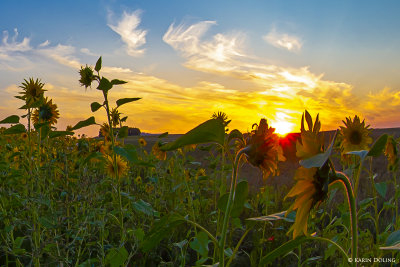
[1,57,400,266]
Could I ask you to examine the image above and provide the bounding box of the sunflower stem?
[219,147,247,266]
[333,171,357,267]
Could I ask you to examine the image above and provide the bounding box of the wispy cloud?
[108,10,147,57]
[263,28,302,52]
[0,29,31,54]
[163,21,245,72]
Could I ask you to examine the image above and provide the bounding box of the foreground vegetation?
[1,57,400,266]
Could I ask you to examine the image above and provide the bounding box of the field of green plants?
[1,57,400,266]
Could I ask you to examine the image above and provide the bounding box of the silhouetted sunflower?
[32,97,60,125]
[79,65,96,89]
[241,118,285,179]
[285,111,328,238]
[110,108,121,127]
[340,115,372,154]
[18,78,46,106]
[104,155,128,177]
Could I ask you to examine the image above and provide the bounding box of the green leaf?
[90,102,102,112]
[133,199,159,217]
[368,134,388,157]
[346,150,369,162]
[0,115,19,124]
[300,131,337,168]
[82,151,104,166]
[116,97,141,108]
[158,132,168,138]
[161,119,225,151]
[375,182,387,198]
[111,79,127,85]
[217,181,248,218]
[189,231,209,258]
[71,116,96,130]
[259,236,308,266]
[105,246,128,267]
[117,126,129,139]
[40,124,50,140]
[247,211,295,223]
[3,124,26,134]
[49,131,74,138]
[385,230,400,246]
[114,145,154,167]
[227,129,243,144]
[95,56,102,72]
[142,214,185,252]
[97,77,112,92]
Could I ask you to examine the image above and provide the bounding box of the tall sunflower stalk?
[79,57,129,240]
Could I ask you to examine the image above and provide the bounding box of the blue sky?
[1,0,400,135]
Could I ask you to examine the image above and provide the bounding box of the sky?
[1,0,400,136]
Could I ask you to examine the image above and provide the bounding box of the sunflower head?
[152,142,166,161]
[138,137,147,147]
[31,97,60,126]
[79,65,96,89]
[385,136,398,172]
[296,110,324,160]
[135,176,142,185]
[18,78,46,106]
[339,115,372,155]
[286,162,330,238]
[242,118,286,179]
[110,108,121,127]
[212,111,230,126]
[104,155,128,177]
[100,123,112,142]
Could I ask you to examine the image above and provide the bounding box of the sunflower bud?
[79,65,96,89]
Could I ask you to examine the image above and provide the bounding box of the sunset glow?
[1,1,400,136]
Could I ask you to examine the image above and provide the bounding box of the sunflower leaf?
[111,79,127,85]
[246,211,295,223]
[0,115,20,124]
[94,56,102,72]
[90,102,103,112]
[160,119,225,151]
[259,236,308,265]
[3,124,26,134]
[116,97,141,108]
[49,131,74,138]
[158,132,168,138]
[375,182,387,198]
[97,77,112,92]
[367,134,388,157]
[71,116,96,130]
[300,131,337,168]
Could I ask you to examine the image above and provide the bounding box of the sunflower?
[110,108,121,127]
[212,111,230,126]
[104,155,128,177]
[18,78,46,106]
[240,118,285,179]
[135,176,142,185]
[31,97,60,126]
[21,132,28,141]
[285,111,328,239]
[79,65,96,89]
[152,142,166,160]
[339,115,372,155]
[385,136,398,171]
[100,123,112,142]
[138,137,147,147]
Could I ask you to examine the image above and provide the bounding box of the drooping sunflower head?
[18,78,46,106]
[339,115,372,154]
[31,97,60,126]
[296,110,324,160]
[79,65,96,89]
[243,118,286,179]
[110,108,121,127]
[285,163,330,239]
[104,155,128,177]
[385,136,398,171]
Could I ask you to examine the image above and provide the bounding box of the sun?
[271,119,295,136]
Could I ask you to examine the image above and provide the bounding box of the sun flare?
[271,119,295,136]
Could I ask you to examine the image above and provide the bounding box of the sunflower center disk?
[349,130,362,145]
